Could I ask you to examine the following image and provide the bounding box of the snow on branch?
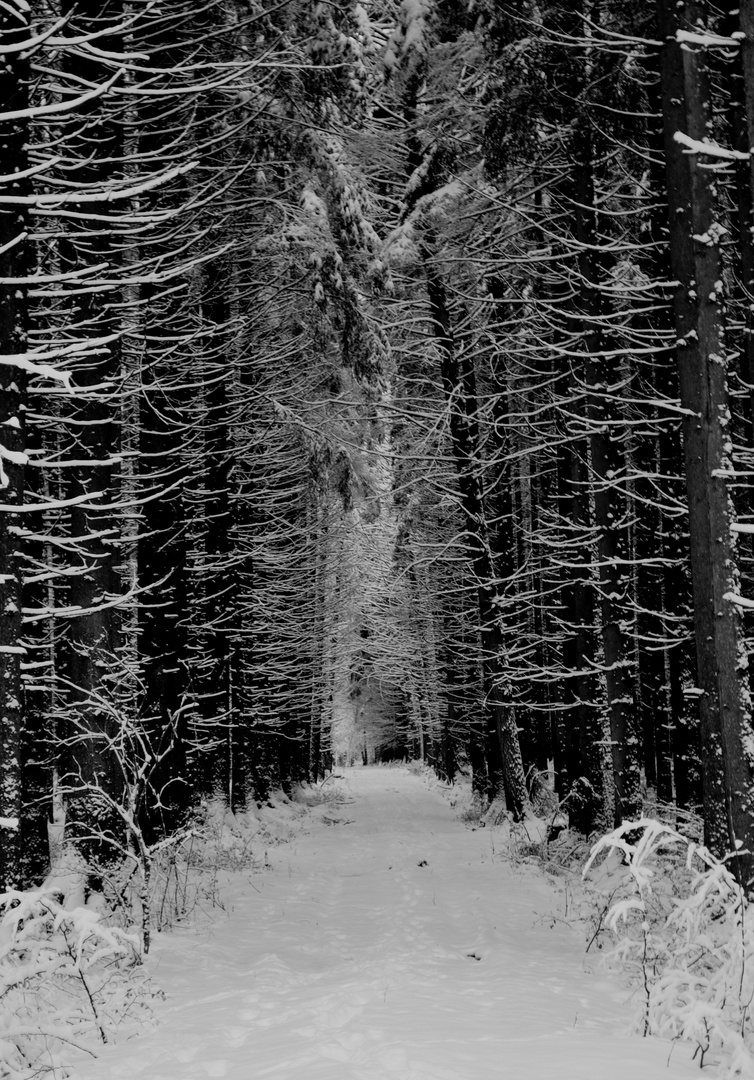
[0,354,72,386]
[45,4,154,48]
[0,0,29,17]
[0,156,61,185]
[0,262,109,285]
[722,592,754,609]
[22,568,172,621]
[0,489,103,514]
[0,161,197,207]
[676,29,741,48]
[0,330,125,386]
[88,474,184,513]
[0,15,68,56]
[0,67,124,122]
[674,131,748,161]
[0,445,28,467]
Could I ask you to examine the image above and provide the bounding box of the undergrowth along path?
[73,767,700,1080]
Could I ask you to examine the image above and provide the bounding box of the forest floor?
[71,766,704,1080]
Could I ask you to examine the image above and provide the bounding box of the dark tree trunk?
[137,294,191,839]
[58,0,125,861]
[738,2,754,438]
[565,109,642,825]
[657,0,754,880]
[425,264,530,819]
[0,0,30,889]
[556,375,603,833]
[641,42,701,815]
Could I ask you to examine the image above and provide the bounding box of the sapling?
[0,889,154,1079]
[585,819,754,1077]
[55,677,192,954]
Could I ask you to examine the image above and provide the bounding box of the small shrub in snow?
[0,785,335,1078]
[457,790,485,824]
[149,788,341,932]
[526,767,559,819]
[0,888,156,1079]
[584,819,754,1077]
[147,801,266,930]
[289,782,330,807]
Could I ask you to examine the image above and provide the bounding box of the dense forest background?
[2,0,754,893]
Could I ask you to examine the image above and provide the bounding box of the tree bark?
[0,0,30,889]
[658,0,754,880]
[570,117,641,824]
[425,264,530,819]
[57,0,125,860]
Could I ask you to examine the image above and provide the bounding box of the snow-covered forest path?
[75,768,701,1080]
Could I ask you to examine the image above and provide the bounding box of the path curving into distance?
[74,766,700,1080]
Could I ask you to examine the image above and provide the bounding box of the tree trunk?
[658,0,754,879]
[643,43,701,815]
[570,119,641,824]
[0,0,30,889]
[425,263,530,819]
[738,1,754,439]
[57,0,125,861]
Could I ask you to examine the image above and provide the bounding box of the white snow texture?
[72,767,701,1080]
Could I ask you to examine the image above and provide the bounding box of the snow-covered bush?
[149,783,343,932]
[0,782,342,1078]
[147,800,267,932]
[584,819,754,1076]
[0,888,156,1079]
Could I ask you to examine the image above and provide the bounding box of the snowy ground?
[72,766,702,1080]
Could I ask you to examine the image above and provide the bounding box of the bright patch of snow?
[71,767,700,1080]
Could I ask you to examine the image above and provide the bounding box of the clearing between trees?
[71,767,700,1080]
